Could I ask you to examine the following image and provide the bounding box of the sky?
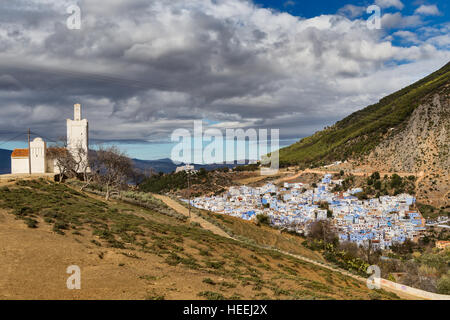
[0,0,448,161]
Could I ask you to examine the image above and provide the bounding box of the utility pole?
[28,128,31,175]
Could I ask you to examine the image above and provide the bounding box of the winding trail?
[152,194,231,239]
[275,168,423,184]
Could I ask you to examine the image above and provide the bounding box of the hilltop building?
[67,103,89,171]
[11,104,89,174]
[175,164,196,173]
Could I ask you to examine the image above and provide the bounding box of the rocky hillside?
[279,62,450,169]
[365,89,449,173]
[363,86,449,207]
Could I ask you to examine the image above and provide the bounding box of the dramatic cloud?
[0,0,448,149]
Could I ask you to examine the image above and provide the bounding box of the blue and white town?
[188,174,425,250]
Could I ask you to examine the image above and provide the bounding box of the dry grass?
[0,179,399,300]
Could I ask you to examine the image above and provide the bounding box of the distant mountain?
[132,158,245,174]
[279,61,450,170]
[0,150,243,176]
[0,149,12,174]
[132,158,178,174]
[0,148,245,176]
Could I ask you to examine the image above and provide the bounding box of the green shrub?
[205,260,225,269]
[91,239,102,246]
[256,214,270,226]
[197,291,225,300]
[24,218,38,228]
[54,221,69,230]
[368,291,382,300]
[202,278,216,285]
[437,273,450,295]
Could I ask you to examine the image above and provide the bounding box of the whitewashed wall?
[30,138,46,173]
[11,157,29,174]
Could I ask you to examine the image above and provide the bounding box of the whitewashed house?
[11,104,89,174]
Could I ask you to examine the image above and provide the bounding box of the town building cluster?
[190,174,425,249]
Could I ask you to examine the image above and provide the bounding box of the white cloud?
[427,34,450,48]
[381,13,422,29]
[415,4,441,16]
[375,0,404,10]
[337,4,366,19]
[393,30,421,44]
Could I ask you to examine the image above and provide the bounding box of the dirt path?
[235,175,268,185]
[235,171,290,186]
[154,194,441,300]
[152,194,231,239]
[414,171,426,190]
[274,168,423,184]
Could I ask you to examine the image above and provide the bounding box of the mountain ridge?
[279,61,450,168]
[0,149,242,175]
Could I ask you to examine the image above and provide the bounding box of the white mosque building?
[11,104,89,174]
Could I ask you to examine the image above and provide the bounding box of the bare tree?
[79,149,97,191]
[47,139,74,182]
[363,239,374,265]
[129,166,148,186]
[307,220,337,245]
[47,139,88,182]
[47,147,70,182]
[338,241,359,258]
[70,143,89,177]
[90,146,133,201]
[361,239,382,265]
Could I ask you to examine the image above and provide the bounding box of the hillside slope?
[133,158,240,174]
[364,86,449,206]
[279,62,450,169]
[0,179,397,300]
[365,89,449,173]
